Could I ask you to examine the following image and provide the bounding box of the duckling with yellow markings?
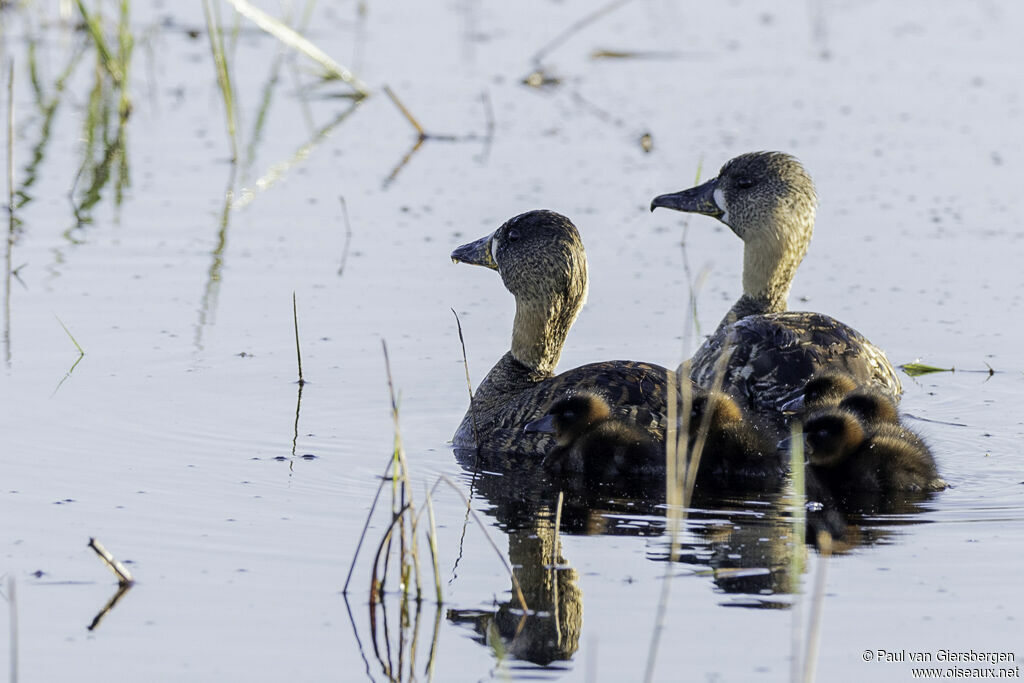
[688,389,785,492]
[651,152,901,422]
[802,410,945,493]
[524,392,662,482]
[451,210,673,455]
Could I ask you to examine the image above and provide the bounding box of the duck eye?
[562,410,575,420]
[506,228,520,242]
[735,177,756,189]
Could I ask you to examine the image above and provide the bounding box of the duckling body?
[651,152,901,420]
[525,392,662,483]
[803,410,945,493]
[688,390,785,492]
[451,210,672,455]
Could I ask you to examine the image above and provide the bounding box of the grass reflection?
[70,0,133,227]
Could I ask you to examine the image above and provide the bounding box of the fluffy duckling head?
[524,392,611,448]
[651,152,817,311]
[793,371,858,413]
[838,389,899,425]
[451,210,588,374]
[688,389,743,435]
[802,410,866,467]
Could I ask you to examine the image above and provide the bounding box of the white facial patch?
[490,233,500,264]
[713,187,730,225]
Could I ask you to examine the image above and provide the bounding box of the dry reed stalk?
[88,538,134,586]
[224,0,369,97]
[425,488,443,604]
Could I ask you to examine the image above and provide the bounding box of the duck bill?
[650,178,723,218]
[451,232,498,270]
[523,414,557,434]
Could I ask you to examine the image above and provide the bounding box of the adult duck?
[651,152,901,421]
[451,210,673,455]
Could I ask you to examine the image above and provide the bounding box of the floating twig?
[88,538,134,586]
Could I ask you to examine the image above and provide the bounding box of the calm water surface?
[2,2,1022,681]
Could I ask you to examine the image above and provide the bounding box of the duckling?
[802,410,945,493]
[524,392,662,482]
[786,370,858,415]
[687,389,785,492]
[837,387,900,425]
[651,152,901,421]
[451,210,673,455]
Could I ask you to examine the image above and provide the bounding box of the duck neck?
[510,290,583,377]
[734,210,814,319]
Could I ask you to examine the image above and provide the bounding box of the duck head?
[452,210,589,375]
[525,392,610,448]
[782,370,858,413]
[689,389,743,436]
[651,151,818,313]
[801,410,866,467]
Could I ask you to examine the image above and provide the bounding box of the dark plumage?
[524,392,662,482]
[687,389,785,492]
[803,410,946,493]
[451,210,672,455]
[796,371,858,414]
[651,152,901,421]
[838,388,900,425]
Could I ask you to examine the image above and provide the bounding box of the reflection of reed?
[230,102,362,210]
[448,501,584,665]
[193,165,235,351]
[15,41,84,213]
[70,0,133,229]
[86,582,133,632]
[381,87,495,189]
[347,591,444,683]
[5,60,14,365]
